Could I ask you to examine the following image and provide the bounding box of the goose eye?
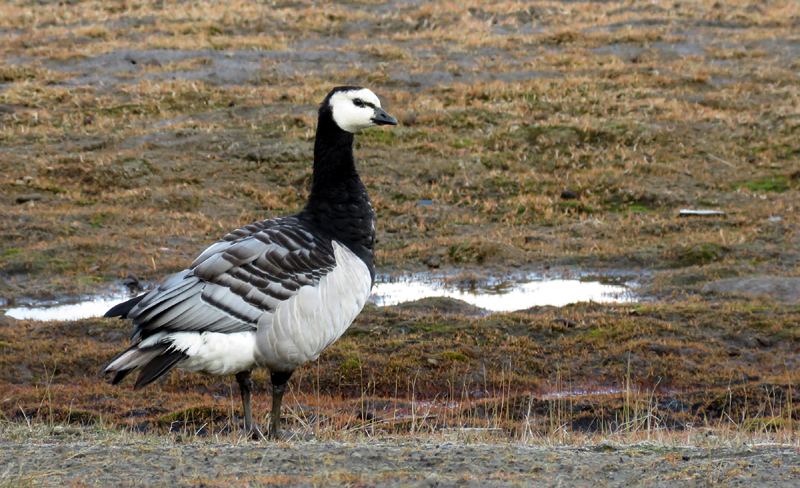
[353,98,364,107]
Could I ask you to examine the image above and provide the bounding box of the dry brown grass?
[2,299,799,445]
[1,0,799,445]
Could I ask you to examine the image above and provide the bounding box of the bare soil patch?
[2,430,800,487]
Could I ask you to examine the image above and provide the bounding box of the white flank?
[170,331,257,376]
[112,330,258,377]
[330,88,383,133]
[254,241,371,371]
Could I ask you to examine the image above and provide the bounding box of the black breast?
[299,184,375,283]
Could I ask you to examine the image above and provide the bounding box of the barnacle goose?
[104,86,397,440]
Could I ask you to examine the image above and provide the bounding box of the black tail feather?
[134,350,188,389]
[103,344,140,384]
[104,343,186,388]
[111,368,134,385]
[105,294,147,318]
[103,341,149,378]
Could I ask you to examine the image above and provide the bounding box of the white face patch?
[330,88,383,133]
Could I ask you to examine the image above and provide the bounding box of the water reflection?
[3,293,130,321]
[2,272,635,321]
[370,274,634,312]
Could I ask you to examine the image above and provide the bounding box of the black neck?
[309,117,357,201]
[300,116,376,280]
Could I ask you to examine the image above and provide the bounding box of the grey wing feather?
[126,217,337,340]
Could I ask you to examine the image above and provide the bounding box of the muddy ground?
[1,0,800,486]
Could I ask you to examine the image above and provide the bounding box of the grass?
[740,177,791,193]
[1,375,797,452]
[1,0,800,464]
[1,309,798,487]
[1,1,799,279]
[2,299,799,447]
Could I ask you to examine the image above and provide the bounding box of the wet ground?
[1,0,800,485]
[3,270,636,320]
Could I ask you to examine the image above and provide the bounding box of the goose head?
[322,86,398,133]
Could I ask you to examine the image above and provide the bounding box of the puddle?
[2,272,635,322]
[2,291,133,322]
[369,273,635,312]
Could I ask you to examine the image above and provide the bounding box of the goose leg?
[235,370,265,440]
[269,371,294,440]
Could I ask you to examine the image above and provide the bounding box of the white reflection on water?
[369,275,634,312]
[3,293,131,321]
[2,273,635,322]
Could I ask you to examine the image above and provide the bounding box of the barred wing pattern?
[125,217,338,342]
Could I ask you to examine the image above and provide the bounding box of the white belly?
[254,241,372,371]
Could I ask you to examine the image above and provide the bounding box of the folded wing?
[104,216,338,385]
